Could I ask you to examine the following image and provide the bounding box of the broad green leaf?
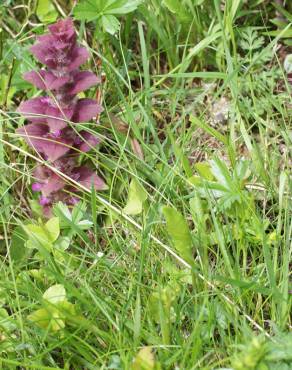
[45,217,60,242]
[24,224,52,250]
[162,206,193,264]
[123,179,147,215]
[28,308,65,332]
[10,226,27,262]
[101,14,120,34]
[36,0,58,23]
[27,285,76,332]
[43,284,66,304]
[23,217,59,250]
[132,346,155,370]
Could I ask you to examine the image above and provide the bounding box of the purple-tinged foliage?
[16,18,106,216]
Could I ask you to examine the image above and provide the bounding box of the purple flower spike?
[32,182,42,192]
[53,129,62,138]
[39,196,50,206]
[69,197,79,205]
[75,131,100,153]
[16,18,106,216]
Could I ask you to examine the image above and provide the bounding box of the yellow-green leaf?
[43,284,66,304]
[194,162,214,181]
[36,0,58,23]
[132,347,155,370]
[162,206,193,264]
[28,308,65,332]
[123,179,147,215]
[45,217,60,242]
[24,224,51,250]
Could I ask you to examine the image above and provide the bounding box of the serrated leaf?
[43,284,66,304]
[210,159,233,188]
[101,14,120,34]
[123,179,147,215]
[74,0,143,25]
[73,0,100,22]
[240,28,265,51]
[162,206,193,264]
[54,202,72,222]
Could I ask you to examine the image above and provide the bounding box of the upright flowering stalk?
[16,18,106,216]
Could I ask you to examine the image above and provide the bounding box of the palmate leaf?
[193,158,251,210]
[74,0,143,28]
[73,0,101,22]
[101,14,120,35]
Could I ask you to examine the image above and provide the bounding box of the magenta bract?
[17,18,106,216]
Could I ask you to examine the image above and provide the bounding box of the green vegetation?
[0,0,291,369]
